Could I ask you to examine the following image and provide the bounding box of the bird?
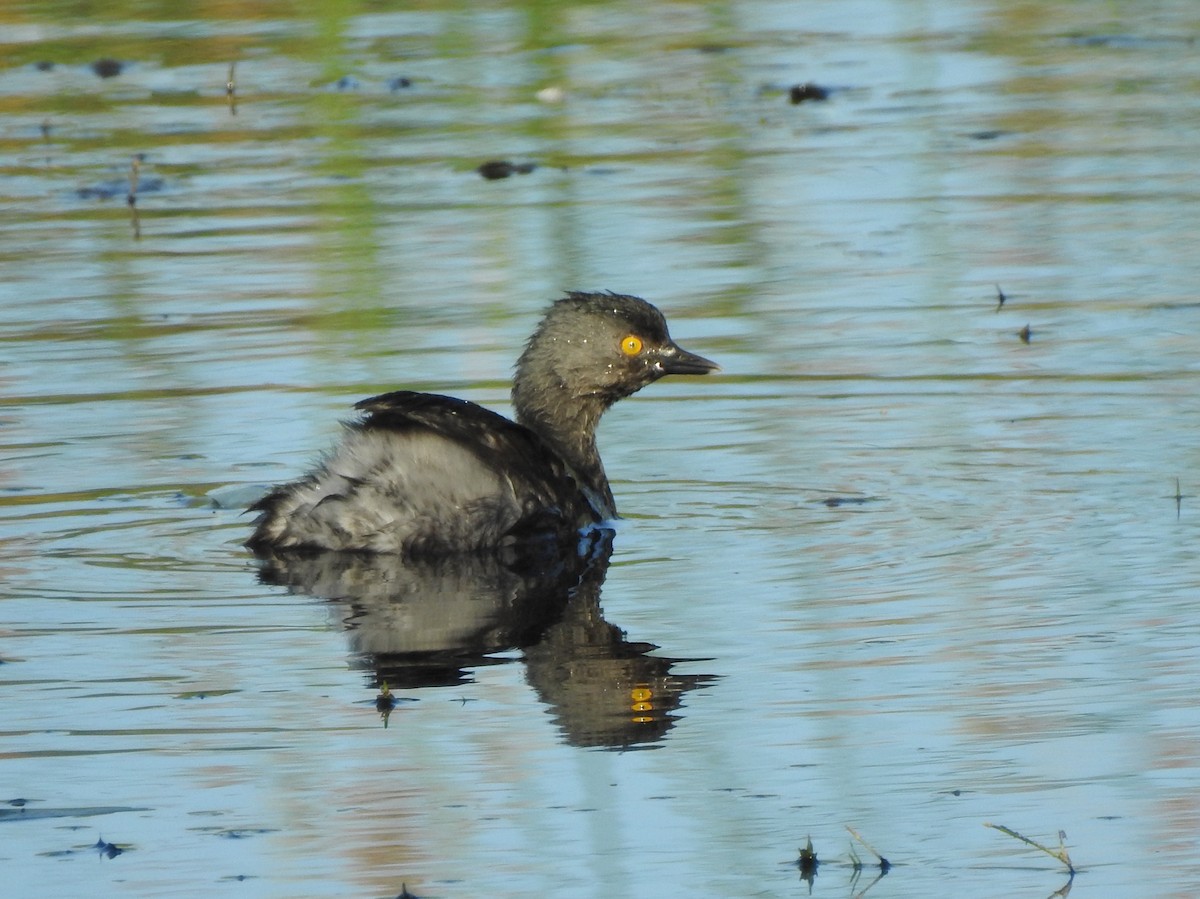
[246,292,718,556]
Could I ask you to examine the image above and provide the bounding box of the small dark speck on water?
[995,284,1007,311]
[819,495,880,508]
[478,160,537,180]
[1019,323,1032,344]
[92,58,124,78]
[35,60,55,71]
[388,76,412,91]
[789,82,830,103]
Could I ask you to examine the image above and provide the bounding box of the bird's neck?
[513,383,616,520]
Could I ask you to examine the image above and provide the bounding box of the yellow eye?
[621,335,643,356]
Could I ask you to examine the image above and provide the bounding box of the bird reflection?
[253,531,717,749]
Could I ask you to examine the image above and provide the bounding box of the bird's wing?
[249,392,592,554]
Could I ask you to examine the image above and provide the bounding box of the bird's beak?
[659,341,720,376]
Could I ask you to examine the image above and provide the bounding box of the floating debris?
[215,827,276,839]
[789,82,830,104]
[984,822,1076,876]
[477,160,537,180]
[127,155,140,206]
[1018,323,1032,344]
[796,835,819,879]
[226,61,238,115]
[35,60,55,72]
[376,681,399,727]
[127,155,143,239]
[995,284,1007,311]
[846,824,891,873]
[387,76,412,91]
[376,682,396,710]
[92,58,124,78]
[818,495,880,508]
[93,836,125,859]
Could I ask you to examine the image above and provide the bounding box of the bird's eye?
[621,335,644,356]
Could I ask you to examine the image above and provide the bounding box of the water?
[3,1,1200,896]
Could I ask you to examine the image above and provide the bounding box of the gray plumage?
[246,292,717,556]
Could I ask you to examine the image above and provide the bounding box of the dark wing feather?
[352,391,590,520]
[248,392,596,555]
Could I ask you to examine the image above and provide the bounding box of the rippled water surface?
[3,1,1200,896]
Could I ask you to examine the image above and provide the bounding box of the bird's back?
[247,391,598,556]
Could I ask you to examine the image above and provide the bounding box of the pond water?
[3,1,1200,897]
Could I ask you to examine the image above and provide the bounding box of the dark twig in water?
[1049,875,1075,898]
[227,61,238,116]
[127,155,141,240]
[849,864,889,898]
[1173,477,1185,518]
[995,283,1007,312]
[40,120,53,166]
[845,825,891,873]
[984,822,1076,876]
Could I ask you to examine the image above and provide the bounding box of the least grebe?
[246,291,718,555]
